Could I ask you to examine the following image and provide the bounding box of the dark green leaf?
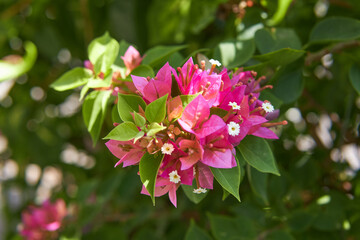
[182,181,209,204]
[117,94,147,122]
[349,64,360,95]
[309,17,360,44]
[210,157,241,202]
[255,28,302,54]
[247,165,269,205]
[88,32,120,73]
[265,230,295,240]
[103,122,140,141]
[214,39,255,68]
[139,152,164,205]
[237,136,280,175]
[0,41,37,82]
[142,45,186,67]
[51,68,92,91]
[273,65,304,104]
[252,48,305,67]
[259,90,283,109]
[129,65,154,78]
[145,94,167,123]
[208,214,256,240]
[288,210,316,232]
[185,220,212,240]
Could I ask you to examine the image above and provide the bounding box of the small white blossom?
[209,59,221,67]
[228,101,241,110]
[193,187,207,194]
[262,102,274,113]
[161,143,174,155]
[227,121,240,136]
[169,170,181,183]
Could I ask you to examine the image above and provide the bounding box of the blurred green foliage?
[1,0,360,239]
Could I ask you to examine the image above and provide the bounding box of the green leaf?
[349,64,360,95]
[309,17,360,44]
[142,45,186,67]
[237,136,280,175]
[214,39,255,68]
[103,122,140,141]
[87,73,112,88]
[222,188,230,201]
[88,32,120,74]
[180,94,199,108]
[266,230,295,240]
[259,90,283,109]
[145,94,168,123]
[208,214,256,240]
[139,152,164,205]
[266,0,293,26]
[185,220,212,240]
[51,68,92,91]
[0,41,37,82]
[127,65,154,79]
[210,157,241,202]
[273,64,304,104]
[210,107,228,118]
[247,165,269,205]
[252,48,305,67]
[146,122,166,137]
[82,90,112,144]
[134,112,146,127]
[117,94,147,122]
[287,210,316,232]
[133,131,145,143]
[111,105,122,123]
[182,181,209,204]
[255,28,302,54]
[80,85,90,101]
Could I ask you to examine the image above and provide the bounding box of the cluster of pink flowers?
[20,199,67,240]
[106,47,287,207]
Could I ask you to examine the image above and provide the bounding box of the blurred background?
[1,0,360,239]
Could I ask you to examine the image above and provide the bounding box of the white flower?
[193,187,207,194]
[227,121,240,136]
[209,59,221,67]
[262,102,274,113]
[169,170,181,183]
[228,101,241,110]
[161,143,174,155]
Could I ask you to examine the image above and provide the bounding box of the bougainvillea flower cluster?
[20,199,67,240]
[105,46,287,207]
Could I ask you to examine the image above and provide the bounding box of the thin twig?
[305,40,360,66]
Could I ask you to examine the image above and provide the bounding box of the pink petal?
[251,127,279,139]
[179,95,210,129]
[195,115,226,139]
[143,79,171,102]
[131,75,148,95]
[202,148,234,168]
[248,115,268,125]
[197,162,214,189]
[45,222,60,231]
[106,140,128,161]
[168,185,178,207]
